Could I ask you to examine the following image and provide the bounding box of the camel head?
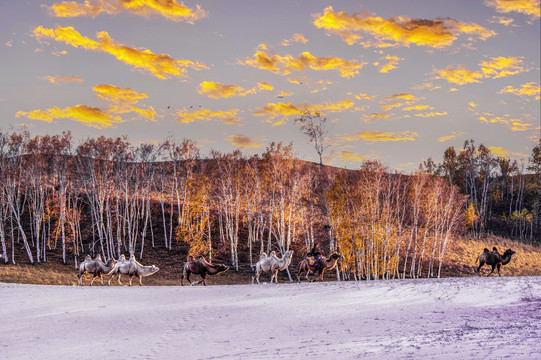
[503,249,516,257]
[329,252,343,261]
[215,264,229,274]
[142,265,160,277]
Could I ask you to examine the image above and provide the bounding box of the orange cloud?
[498,82,541,100]
[485,0,540,19]
[383,93,417,101]
[478,113,535,131]
[44,74,83,84]
[380,102,403,111]
[434,65,483,85]
[239,50,366,78]
[333,150,370,162]
[253,99,355,125]
[487,146,528,158]
[280,33,309,46]
[362,113,391,123]
[354,92,375,100]
[480,56,526,78]
[34,26,208,79]
[46,0,208,23]
[176,108,240,125]
[438,131,466,142]
[414,111,448,117]
[197,81,263,99]
[313,6,495,48]
[16,105,122,128]
[228,135,263,148]
[93,84,156,121]
[338,130,418,143]
[402,104,434,111]
[378,54,403,73]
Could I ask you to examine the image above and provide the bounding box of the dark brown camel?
[297,253,342,282]
[181,256,229,286]
[474,248,516,276]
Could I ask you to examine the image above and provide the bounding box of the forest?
[0,129,539,281]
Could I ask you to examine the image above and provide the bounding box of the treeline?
[423,139,541,242]
[0,130,538,280]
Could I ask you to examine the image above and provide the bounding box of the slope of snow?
[1,276,540,359]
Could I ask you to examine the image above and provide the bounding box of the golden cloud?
[380,102,403,111]
[438,131,466,142]
[333,150,370,162]
[383,93,417,101]
[34,26,208,79]
[498,82,540,100]
[480,56,526,78]
[196,81,272,98]
[338,130,418,143]
[415,111,448,117]
[228,135,263,148]
[16,105,122,129]
[44,74,83,84]
[313,6,495,48]
[239,50,366,78]
[354,92,375,100]
[487,146,528,158]
[378,55,403,73]
[479,113,535,131]
[46,0,207,23]
[362,113,391,123]
[93,84,156,121]
[280,33,309,46]
[402,104,434,111]
[253,99,355,125]
[434,65,483,85]
[485,0,540,19]
[176,108,240,125]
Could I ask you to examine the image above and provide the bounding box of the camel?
[474,248,516,277]
[181,256,228,286]
[252,250,294,284]
[107,254,159,286]
[77,254,117,286]
[297,252,342,282]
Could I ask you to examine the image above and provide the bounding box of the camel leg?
[487,265,496,277]
[475,262,484,276]
[497,263,501,277]
[99,274,104,286]
[139,276,143,286]
[90,275,96,286]
[108,274,114,286]
[118,274,123,286]
[129,275,134,286]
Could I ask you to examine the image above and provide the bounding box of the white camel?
[252,250,294,284]
[107,254,159,286]
[77,254,117,286]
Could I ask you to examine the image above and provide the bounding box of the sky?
[0,0,539,170]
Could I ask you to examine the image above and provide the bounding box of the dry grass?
[445,235,541,277]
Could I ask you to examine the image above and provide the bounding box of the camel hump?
[483,248,490,252]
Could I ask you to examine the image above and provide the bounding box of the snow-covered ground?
[1,276,540,360]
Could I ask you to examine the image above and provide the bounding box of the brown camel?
[77,254,117,286]
[181,256,229,286]
[297,253,342,282]
[474,248,516,276]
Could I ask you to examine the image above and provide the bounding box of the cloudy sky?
[1,0,539,170]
